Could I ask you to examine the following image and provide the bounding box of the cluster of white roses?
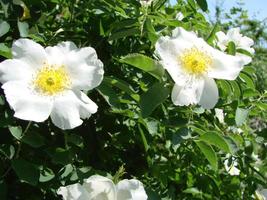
[0,27,254,130]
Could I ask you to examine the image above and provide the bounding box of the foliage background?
[0,0,266,199]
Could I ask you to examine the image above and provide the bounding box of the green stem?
[1,121,32,179]
[23,121,32,136]
[138,123,152,166]
[64,131,69,149]
[0,166,11,180]
[138,124,148,152]
[15,121,32,159]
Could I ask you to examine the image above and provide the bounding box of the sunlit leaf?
[140,82,169,117]
[195,0,208,11]
[120,53,165,80]
[199,131,231,153]
[195,140,218,170]
[235,107,249,126]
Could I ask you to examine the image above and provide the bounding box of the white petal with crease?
[208,49,244,80]
[57,183,90,200]
[199,77,219,109]
[64,47,104,91]
[83,175,116,200]
[0,59,34,83]
[50,90,97,130]
[117,179,148,200]
[2,81,53,122]
[12,39,47,69]
[171,78,205,106]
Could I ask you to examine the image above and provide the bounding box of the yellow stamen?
[180,47,212,75]
[34,65,71,96]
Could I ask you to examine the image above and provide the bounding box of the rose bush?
[0,0,266,199]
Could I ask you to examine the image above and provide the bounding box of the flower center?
[180,47,212,75]
[33,65,71,96]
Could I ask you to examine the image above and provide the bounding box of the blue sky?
[170,0,267,20]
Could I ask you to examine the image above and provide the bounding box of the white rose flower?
[227,126,243,134]
[140,0,153,6]
[216,28,255,65]
[175,12,184,21]
[116,179,148,200]
[0,39,104,130]
[215,108,225,124]
[155,27,245,109]
[57,175,148,200]
[82,175,116,199]
[224,154,240,176]
[255,188,267,200]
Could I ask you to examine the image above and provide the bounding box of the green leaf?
[144,18,159,44]
[66,133,84,148]
[110,108,136,118]
[227,41,236,55]
[21,131,45,148]
[172,128,191,151]
[8,126,23,140]
[103,77,140,102]
[59,164,74,179]
[39,167,55,182]
[109,27,140,41]
[254,102,267,110]
[137,124,149,152]
[206,23,220,44]
[218,80,232,97]
[12,159,40,186]
[28,33,45,43]
[243,88,260,98]
[120,53,165,80]
[17,20,29,37]
[242,66,255,74]
[188,0,197,11]
[0,21,10,37]
[49,148,74,165]
[110,19,138,30]
[195,0,208,11]
[239,72,255,89]
[235,108,249,126]
[224,136,239,153]
[140,82,169,118]
[229,81,241,100]
[143,118,159,136]
[0,144,15,159]
[183,187,202,195]
[199,131,231,153]
[236,48,253,57]
[195,140,218,170]
[0,95,4,106]
[153,0,168,10]
[97,83,121,108]
[0,43,12,58]
[99,19,105,36]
